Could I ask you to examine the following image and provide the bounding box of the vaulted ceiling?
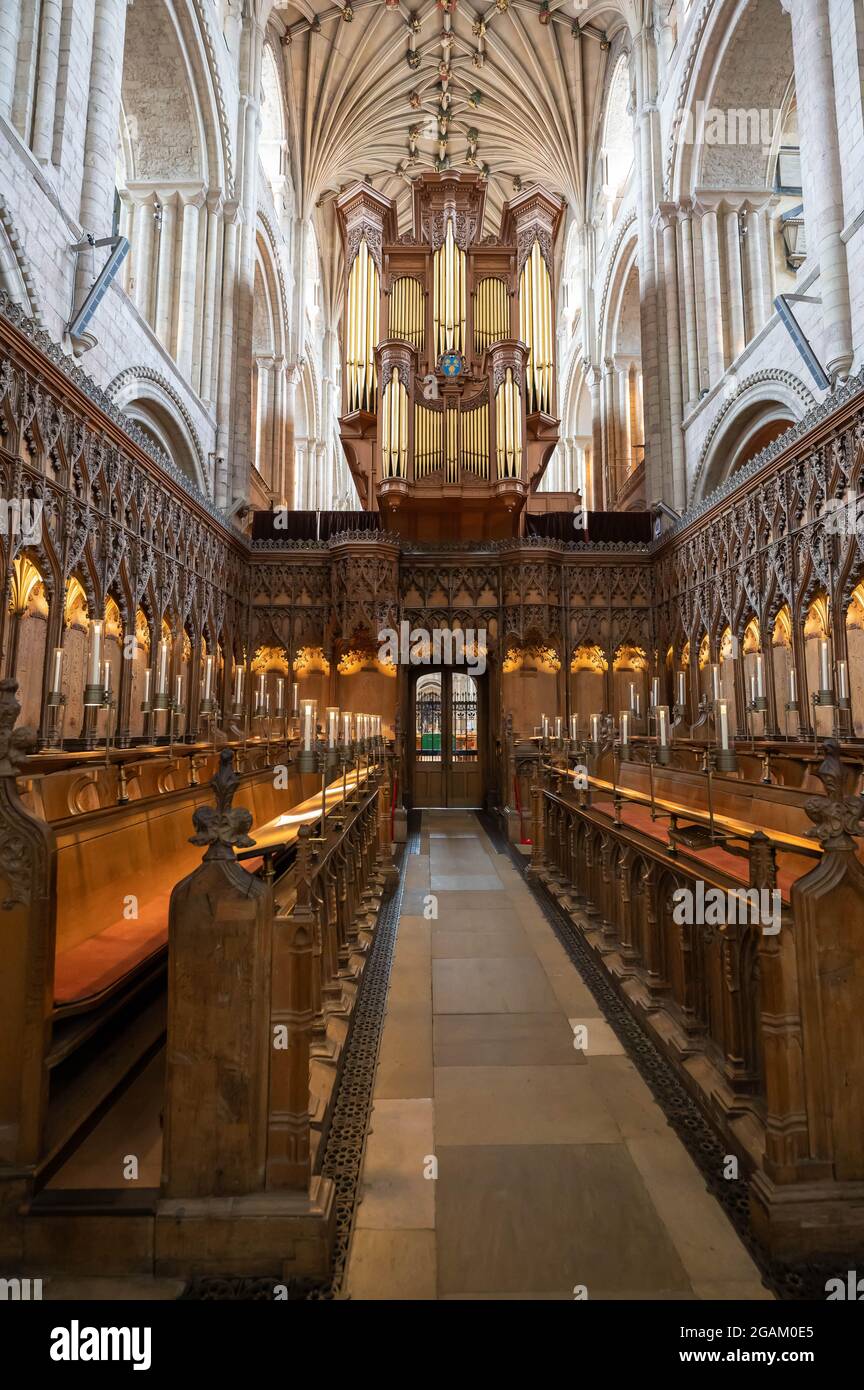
[275,0,635,236]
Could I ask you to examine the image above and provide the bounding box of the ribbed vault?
[275,0,635,235]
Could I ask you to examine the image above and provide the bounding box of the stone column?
[30,0,62,162]
[0,0,20,120]
[154,193,178,349]
[631,25,664,503]
[176,190,204,379]
[587,367,602,511]
[699,205,726,386]
[175,190,204,378]
[314,442,327,511]
[272,356,286,505]
[602,358,616,506]
[11,0,38,138]
[782,0,853,379]
[215,201,241,507]
[616,360,632,477]
[744,201,773,337]
[295,439,308,510]
[657,204,686,510]
[724,204,746,363]
[131,193,156,324]
[199,191,223,407]
[678,202,700,407]
[75,0,131,310]
[254,355,273,484]
[283,365,299,508]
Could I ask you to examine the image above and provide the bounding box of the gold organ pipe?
[474,278,509,356]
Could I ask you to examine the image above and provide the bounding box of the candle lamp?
[569,712,579,743]
[84,619,105,707]
[589,713,601,757]
[254,672,266,718]
[651,677,660,709]
[152,637,170,712]
[655,705,671,765]
[619,710,631,757]
[836,659,850,709]
[553,714,564,747]
[299,698,318,772]
[230,663,246,718]
[326,706,340,769]
[751,654,768,713]
[785,664,799,714]
[200,654,215,715]
[48,646,64,702]
[816,638,833,703]
[715,698,737,772]
[44,645,67,750]
[710,662,721,703]
[274,677,285,717]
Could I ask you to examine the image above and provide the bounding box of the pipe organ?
[337,173,563,538]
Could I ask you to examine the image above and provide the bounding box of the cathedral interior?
[2,0,864,1325]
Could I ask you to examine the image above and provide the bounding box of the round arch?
[691,373,816,505]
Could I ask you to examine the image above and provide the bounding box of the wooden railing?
[527,739,864,1260]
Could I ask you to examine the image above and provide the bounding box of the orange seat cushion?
[590,800,803,904]
[53,896,171,1006]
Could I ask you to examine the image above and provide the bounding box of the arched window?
[601,57,634,215]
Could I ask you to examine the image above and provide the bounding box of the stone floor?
[344,811,773,1302]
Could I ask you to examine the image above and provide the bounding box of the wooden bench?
[50,758,324,1013]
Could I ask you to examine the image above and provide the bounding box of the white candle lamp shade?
[553,715,564,745]
[817,638,833,702]
[835,659,850,709]
[298,698,319,771]
[655,705,671,763]
[200,654,216,714]
[325,706,340,765]
[751,654,768,712]
[84,620,106,706]
[715,698,737,771]
[675,670,687,715]
[254,672,267,717]
[230,664,246,717]
[589,713,601,752]
[140,667,153,714]
[619,710,631,754]
[47,646,65,705]
[710,663,722,704]
[650,677,661,710]
[291,682,300,717]
[152,638,171,711]
[540,714,551,744]
[569,713,579,742]
[274,677,286,718]
[341,710,354,749]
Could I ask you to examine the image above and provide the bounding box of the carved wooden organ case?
[336,173,564,539]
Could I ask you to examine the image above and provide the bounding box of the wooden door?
[411,669,483,808]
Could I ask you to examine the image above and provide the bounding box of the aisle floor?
[345,812,772,1301]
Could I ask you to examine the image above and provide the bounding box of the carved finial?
[190,748,256,861]
[804,740,864,850]
[0,679,36,778]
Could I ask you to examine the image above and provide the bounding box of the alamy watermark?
[823,487,864,539]
[0,497,43,544]
[673,102,781,154]
[378,621,487,675]
[672,880,781,935]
